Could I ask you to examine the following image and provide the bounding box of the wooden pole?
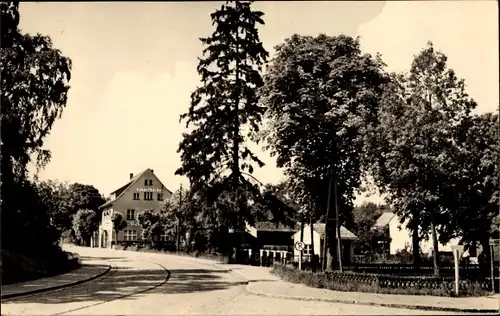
[322,173,333,271]
[177,184,182,252]
[454,248,460,296]
[299,212,304,270]
[310,204,315,266]
[334,172,343,272]
[491,244,495,293]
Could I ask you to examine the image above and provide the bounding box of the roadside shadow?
[78,256,127,261]
[3,267,245,305]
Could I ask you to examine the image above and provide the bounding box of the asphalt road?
[1,246,462,315]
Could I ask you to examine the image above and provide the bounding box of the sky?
[20,1,499,205]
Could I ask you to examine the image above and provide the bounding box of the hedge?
[272,264,493,297]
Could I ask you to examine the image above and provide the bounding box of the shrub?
[2,249,81,285]
[271,264,491,297]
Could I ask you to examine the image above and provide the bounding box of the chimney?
[129,173,133,180]
[151,169,154,174]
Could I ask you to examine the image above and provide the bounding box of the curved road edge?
[2,264,112,300]
[244,282,499,314]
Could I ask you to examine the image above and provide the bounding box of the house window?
[303,245,312,255]
[133,193,140,200]
[149,179,153,186]
[124,230,137,241]
[157,193,163,201]
[144,192,153,200]
[144,179,148,186]
[160,232,168,242]
[126,209,136,220]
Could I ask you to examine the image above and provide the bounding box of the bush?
[2,249,81,285]
[271,264,491,297]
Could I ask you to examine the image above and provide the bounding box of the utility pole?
[322,173,333,271]
[176,184,182,252]
[309,197,315,267]
[334,172,343,272]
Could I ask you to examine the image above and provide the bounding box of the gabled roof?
[99,169,158,210]
[254,221,299,232]
[374,212,396,228]
[309,223,358,240]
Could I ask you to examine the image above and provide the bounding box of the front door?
[101,230,108,248]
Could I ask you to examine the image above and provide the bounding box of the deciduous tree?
[448,112,499,258]
[369,42,477,275]
[111,213,127,245]
[1,1,72,254]
[35,180,73,233]
[72,209,99,246]
[259,34,387,270]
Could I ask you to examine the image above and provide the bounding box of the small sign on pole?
[295,241,305,270]
[294,241,305,251]
[489,239,499,293]
[451,245,464,296]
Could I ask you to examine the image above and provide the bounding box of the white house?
[292,223,358,264]
[373,211,478,258]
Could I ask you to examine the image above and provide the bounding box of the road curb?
[245,285,499,314]
[2,264,112,300]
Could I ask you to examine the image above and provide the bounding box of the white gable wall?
[292,224,322,258]
[388,214,468,256]
[388,215,413,254]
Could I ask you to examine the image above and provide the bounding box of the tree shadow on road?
[3,267,246,306]
[78,256,127,262]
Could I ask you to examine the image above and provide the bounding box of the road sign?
[294,241,305,251]
[450,245,464,296]
[489,239,500,246]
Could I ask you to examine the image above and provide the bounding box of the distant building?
[243,221,298,264]
[372,211,479,258]
[292,223,358,265]
[97,169,172,248]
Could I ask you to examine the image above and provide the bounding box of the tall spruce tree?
[176,1,269,233]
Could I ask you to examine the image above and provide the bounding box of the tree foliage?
[259,34,387,269]
[72,209,99,246]
[1,2,72,179]
[35,180,73,233]
[111,212,127,241]
[68,183,105,214]
[259,34,387,219]
[448,112,499,252]
[351,202,389,255]
[1,1,72,255]
[137,209,169,243]
[368,42,477,274]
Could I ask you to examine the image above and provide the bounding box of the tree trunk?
[231,33,242,265]
[310,212,315,268]
[479,236,491,267]
[411,208,421,271]
[430,212,440,276]
[323,173,333,271]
